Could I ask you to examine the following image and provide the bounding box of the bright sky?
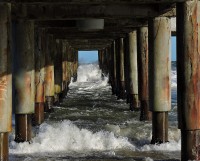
[78,36,176,63]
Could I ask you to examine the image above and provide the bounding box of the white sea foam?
[76,64,102,82]
[70,63,108,90]
[171,69,177,88]
[140,139,181,152]
[10,120,134,155]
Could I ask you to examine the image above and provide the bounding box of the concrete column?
[118,38,126,100]
[14,20,35,142]
[115,39,120,97]
[98,50,102,70]
[62,41,67,97]
[0,3,12,160]
[128,31,140,111]
[73,50,78,82]
[66,46,72,89]
[33,28,45,126]
[107,46,112,84]
[148,17,171,143]
[177,1,200,160]
[44,34,55,112]
[111,41,117,95]
[101,49,106,76]
[137,27,152,121]
[124,37,130,104]
[54,39,63,105]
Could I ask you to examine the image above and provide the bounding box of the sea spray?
[10,120,134,154]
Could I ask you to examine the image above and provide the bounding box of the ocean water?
[9,62,180,161]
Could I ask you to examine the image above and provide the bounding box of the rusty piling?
[54,39,63,105]
[148,17,171,144]
[128,31,140,111]
[33,28,45,126]
[0,3,12,160]
[61,41,68,98]
[14,20,35,142]
[177,1,200,160]
[44,34,55,112]
[137,27,152,121]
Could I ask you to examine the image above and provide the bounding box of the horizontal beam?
[66,39,113,43]
[54,34,125,39]
[10,0,185,4]
[74,44,110,50]
[36,19,147,28]
[45,27,138,34]
[12,4,159,20]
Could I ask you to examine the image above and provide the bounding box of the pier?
[0,0,200,160]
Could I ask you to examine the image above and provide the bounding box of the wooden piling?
[0,3,12,160]
[177,0,200,160]
[128,31,140,111]
[137,27,152,121]
[14,20,35,142]
[148,17,171,143]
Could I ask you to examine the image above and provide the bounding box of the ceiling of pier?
[10,0,180,50]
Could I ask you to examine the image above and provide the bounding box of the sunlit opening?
[78,50,98,64]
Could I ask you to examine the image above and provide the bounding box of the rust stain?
[24,73,31,96]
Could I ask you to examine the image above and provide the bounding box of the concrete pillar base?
[0,133,8,161]
[45,96,54,113]
[33,103,44,126]
[181,130,200,161]
[117,81,126,100]
[15,114,32,143]
[151,112,168,144]
[140,100,152,121]
[129,94,140,111]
